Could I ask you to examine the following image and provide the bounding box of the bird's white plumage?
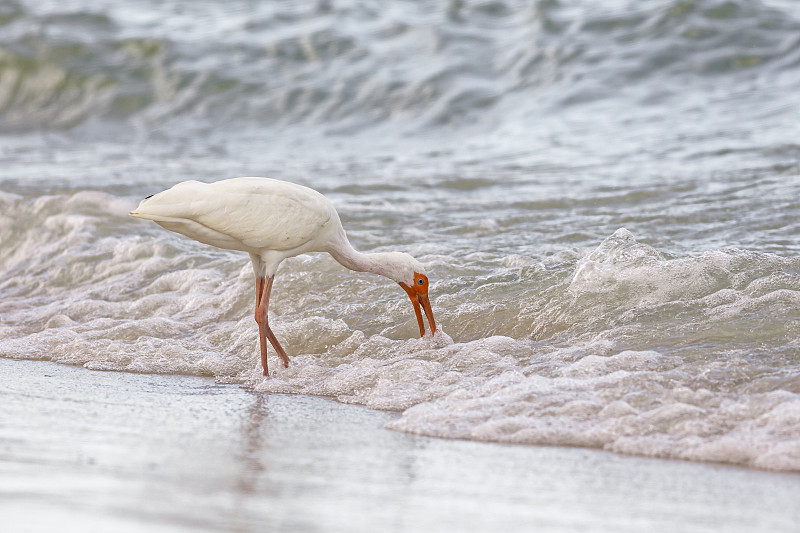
[131,177,335,252]
[130,177,424,284]
[131,177,345,279]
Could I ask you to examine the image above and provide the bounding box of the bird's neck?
[327,233,395,280]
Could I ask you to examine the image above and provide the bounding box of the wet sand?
[1,358,798,533]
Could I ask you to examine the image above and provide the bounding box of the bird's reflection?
[234,390,270,495]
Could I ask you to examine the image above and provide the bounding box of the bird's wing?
[132,178,335,252]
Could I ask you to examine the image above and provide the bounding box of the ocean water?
[1,0,799,471]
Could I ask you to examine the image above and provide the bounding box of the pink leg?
[254,275,290,376]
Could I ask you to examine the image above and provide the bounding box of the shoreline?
[2,358,799,533]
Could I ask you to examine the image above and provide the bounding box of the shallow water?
[1,0,800,471]
[4,359,800,533]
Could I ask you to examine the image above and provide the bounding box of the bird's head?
[398,270,436,337]
[383,252,436,337]
[359,251,437,337]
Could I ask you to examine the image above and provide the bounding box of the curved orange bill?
[400,283,436,337]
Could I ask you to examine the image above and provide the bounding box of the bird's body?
[131,178,341,275]
[130,177,436,375]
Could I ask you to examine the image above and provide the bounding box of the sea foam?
[2,191,799,472]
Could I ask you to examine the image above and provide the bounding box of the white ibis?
[129,177,436,376]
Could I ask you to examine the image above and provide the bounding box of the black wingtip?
[145,194,154,199]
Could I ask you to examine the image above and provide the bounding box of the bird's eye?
[417,278,425,285]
